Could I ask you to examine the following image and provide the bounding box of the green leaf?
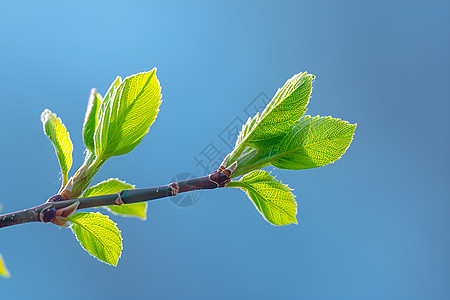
[232,115,356,177]
[94,69,162,158]
[270,115,356,170]
[227,170,297,226]
[82,178,133,197]
[105,203,147,220]
[233,113,260,154]
[229,72,314,163]
[82,178,147,220]
[83,89,102,152]
[41,109,73,184]
[68,212,122,266]
[103,76,122,104]
[0,253,10,278]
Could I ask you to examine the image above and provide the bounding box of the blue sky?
[0,1,449,299]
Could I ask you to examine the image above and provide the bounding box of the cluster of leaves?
[0,69,356,277]
[224,72,356,226]
[39,69,161,267]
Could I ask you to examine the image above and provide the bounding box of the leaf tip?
[40,108,52,123]
[0,254,11,279]
[69,212,123,267]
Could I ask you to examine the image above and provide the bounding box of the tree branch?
[0,170,231,229]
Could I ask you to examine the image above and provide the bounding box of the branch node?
[39,201,79,226]
[170,182,180,196]
[209,170,231,187]
[115,193,124,206]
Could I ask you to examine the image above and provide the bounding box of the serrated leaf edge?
[227,171,298,226]
[68,212,123,267]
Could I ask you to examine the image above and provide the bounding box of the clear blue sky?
[1,1,449,299]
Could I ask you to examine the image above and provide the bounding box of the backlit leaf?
[83,178,147,220]
[271,115,356,170]
[231,115,356,177]
[0,253,10,278]
[68,212,122,266]
[229,72,314,163]
[103,76,122,104]
[41,109,73,184]
[227,170,297,226]
[83,89,102,152]
[94,69,162,158]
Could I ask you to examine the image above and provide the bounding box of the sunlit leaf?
[0,253,10,278]
[83,89,102,152]
[270,115,356,170]
[68,212,122,266]
[94,69,162,158]
[83,178,147,220]
[232,115,356,177]
[229,72,314,163]
[41,109,73,184]
[103,76,122,104]
[227,170,297,226]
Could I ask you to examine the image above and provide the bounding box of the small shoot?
[224,72,356,225]
[38,69,161,267]
[70,69,162,198]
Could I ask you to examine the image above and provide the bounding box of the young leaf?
[270,115,356,170]
[103,76,122,104]
[68,212,122,266]
[41,109,73,184]
[105,203,147,220]
[229,72,314,162]
[83,89,102,152]
[232,115,356,177]
[227,170,297,226]
[94,69,162,159]
[82,178,147,220]
[0,253,10,278]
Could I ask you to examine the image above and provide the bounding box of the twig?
[0,169,231,229]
